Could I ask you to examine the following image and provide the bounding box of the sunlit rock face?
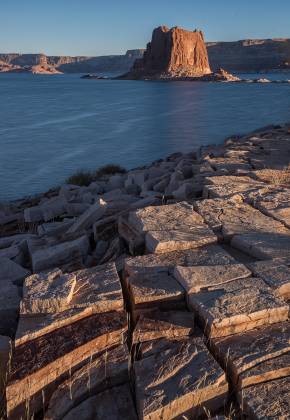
[126,25,212,79]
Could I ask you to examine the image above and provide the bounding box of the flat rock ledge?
[0,122,290,419]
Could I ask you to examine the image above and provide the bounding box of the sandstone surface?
[45,344,129,420]
[21,269,76,314]
[62,384,137,420]
[133,311,194,344]
[124,26,211,79]
[248,259,290,298]
[174,263,251,294]
[1,123,290,419]
[7,311,127,419]
[135,338,228,419]
[212,322,290,389]
[238,377,290,419]
[188,277,288,337]
[128,272,185,317]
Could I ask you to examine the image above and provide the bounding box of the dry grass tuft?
[255,166,290,185]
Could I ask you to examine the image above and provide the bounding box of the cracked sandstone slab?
[247,259,290,299]
[124,245,235,277]
[16,263,124,345]
[127,202,217,253]
[194,198,288,240]
[238,377,290,419]
[128,272,185,319]
[133,311,194,344]
[248,186,290,229]
[211,322,290,389]
[174,263,251,294]
[231,232,290,260]
[44,344,129,420]
[135,338,228,420]
[21,269,76,314]
[62,384,137,420]
[188,277,288,338]
[7,311,127,419]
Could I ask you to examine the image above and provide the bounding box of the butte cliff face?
[125,26,211,79]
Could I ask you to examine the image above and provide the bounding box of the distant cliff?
[0,50,145,74]
[207,39,290,72]
[1,38,290,75]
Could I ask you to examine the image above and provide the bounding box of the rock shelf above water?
[0,122,290,419]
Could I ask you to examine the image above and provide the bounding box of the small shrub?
[66,170,95,187]
[95,164,127,178]
[66,164,127,186]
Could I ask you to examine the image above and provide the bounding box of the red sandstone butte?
[124,26,211,79]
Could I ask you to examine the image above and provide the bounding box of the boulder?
[134,338,228,419]
[67,199,107,234]
[138,336,193,359]
[0,233,36,250]
[145,226,217,254]
[203,177,265,200]
[0,282,21,335]
[0,335,11,402]
[24,196,66,222]
[188,277,288,337]
[37,220,74,236]
[0,257,30,286]
[247,259,290,298]
[6,311,127,419]
[20,269,76,314]
[108,174,125,190]
[174,263,251,294]
[212,322,290,389]
[238,377,290,419]
[30,235,90,272]
[194,198,289,240]
[248,186,290,229]
[65,202,90,217]
[124,245,235,277]
[231,232,290,260]
[62,384,137,420]
[172,181,195,200]
[128,202,217,254]
[133,311,194,344]
[15,263,123,345]
[128,272,185,319]
[44,345,129,420]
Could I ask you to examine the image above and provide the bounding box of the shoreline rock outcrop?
[0,121,290,419]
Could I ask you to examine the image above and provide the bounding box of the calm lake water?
[1,72,290,201]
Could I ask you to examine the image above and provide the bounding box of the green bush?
[66,170,95,187]
[95,164,127,178]
[66,164,127,186]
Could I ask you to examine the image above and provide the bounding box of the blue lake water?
[0,72,290,201]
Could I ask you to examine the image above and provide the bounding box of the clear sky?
[1,0,290,56]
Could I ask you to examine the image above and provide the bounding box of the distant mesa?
[121,26,212,80]
[0,50,145,75]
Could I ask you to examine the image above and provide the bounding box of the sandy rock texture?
[0,122,289,418]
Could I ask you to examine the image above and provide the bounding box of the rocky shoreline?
[0,123,290,419]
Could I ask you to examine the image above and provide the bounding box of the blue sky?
[1,0,290,56]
